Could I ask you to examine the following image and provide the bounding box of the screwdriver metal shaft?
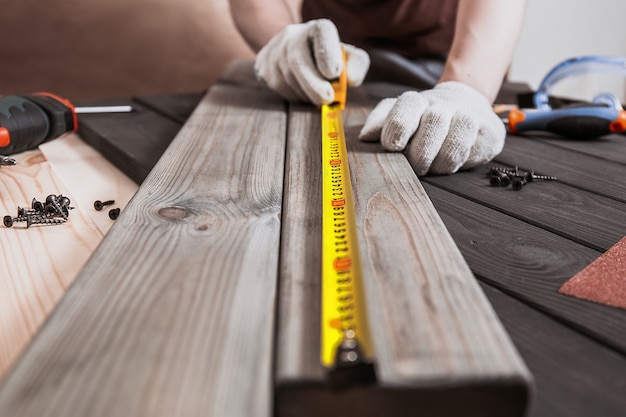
[75,106,133,114]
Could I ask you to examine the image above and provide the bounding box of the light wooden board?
[39,133,138,235]
[0,84,286,417]
[276,88,532,417]
[0,149,102,379]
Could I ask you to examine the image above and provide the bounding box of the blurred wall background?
[0,0,254,99]
[509,0,626,103]
[0,0,624,102]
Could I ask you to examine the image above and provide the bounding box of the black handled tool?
[0,92,132,155]
[506,104,626,139]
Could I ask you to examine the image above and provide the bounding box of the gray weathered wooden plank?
[422,181,626,352]
[0,84,286,417]
[423,169,626,253]
[276,105,325,383]
[276,87,532,417]
[495,135,626,203]
[527,133,626,166]
[481,283,626,417]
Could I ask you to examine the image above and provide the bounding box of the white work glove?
[359,81,506,175]
[255,19,370,105]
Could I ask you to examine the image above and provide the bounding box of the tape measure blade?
[320,103,374,374]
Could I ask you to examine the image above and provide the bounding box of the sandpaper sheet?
[559,237,626,310]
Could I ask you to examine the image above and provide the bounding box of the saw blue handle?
[508,106,626,139]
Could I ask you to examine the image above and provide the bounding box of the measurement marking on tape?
[320,102,374,372]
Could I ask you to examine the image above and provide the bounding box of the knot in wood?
[158,206,190,220]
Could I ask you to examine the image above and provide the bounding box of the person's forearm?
[229,0,299,52]
[439,0,527,103]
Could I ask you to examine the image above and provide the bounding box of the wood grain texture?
[526,133,626,165]
[482,284,626,417]
[39,133,139,236]
[276,105,325,384]
[495,135,626,203]
[347,94,528,386]
[423,168,626,252]
[0,150,102,380]
[0,84,287,417]
[276,88,531,417]
[422,183,626,353]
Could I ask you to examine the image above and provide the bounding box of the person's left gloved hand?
[359,81,505,175]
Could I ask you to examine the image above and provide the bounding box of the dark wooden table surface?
[72,80,626,417]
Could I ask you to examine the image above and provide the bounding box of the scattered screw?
[511,177,528,191]
[0,155,16,166]
[17,207,40,217]
[59,195,71,208]
[26,216,67,228]
[3,214,33,227]
[59,196,74,217]
[31,198,44,212]
[488,166,516,176]
[94,199,115,211]
[3,216,14,227]
[523,171,558,182]
[489,171,511,187]
[108,208,121,220]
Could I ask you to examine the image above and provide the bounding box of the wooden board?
[39,133,138,236]
[495,135,626,202]
[134,93,204,125]
[275,106,324,383]
[0,149,102,380]
[526,134,626,165]
[422,182,626,353]
[481,284,626,417]
[0,84,287,417]
[76,98,184,184]
[423,169,626,252]
[275,89,531,417]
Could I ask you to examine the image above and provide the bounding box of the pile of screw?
[3,194,74,228]
[487,166,557,191]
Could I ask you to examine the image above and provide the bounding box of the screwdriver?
[505,104,626,139]
[0,92,132,155]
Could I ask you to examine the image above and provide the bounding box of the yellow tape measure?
[320,58,374,375]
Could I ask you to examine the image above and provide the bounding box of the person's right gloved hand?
[255,19,370,106]
[359,82,506,175]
